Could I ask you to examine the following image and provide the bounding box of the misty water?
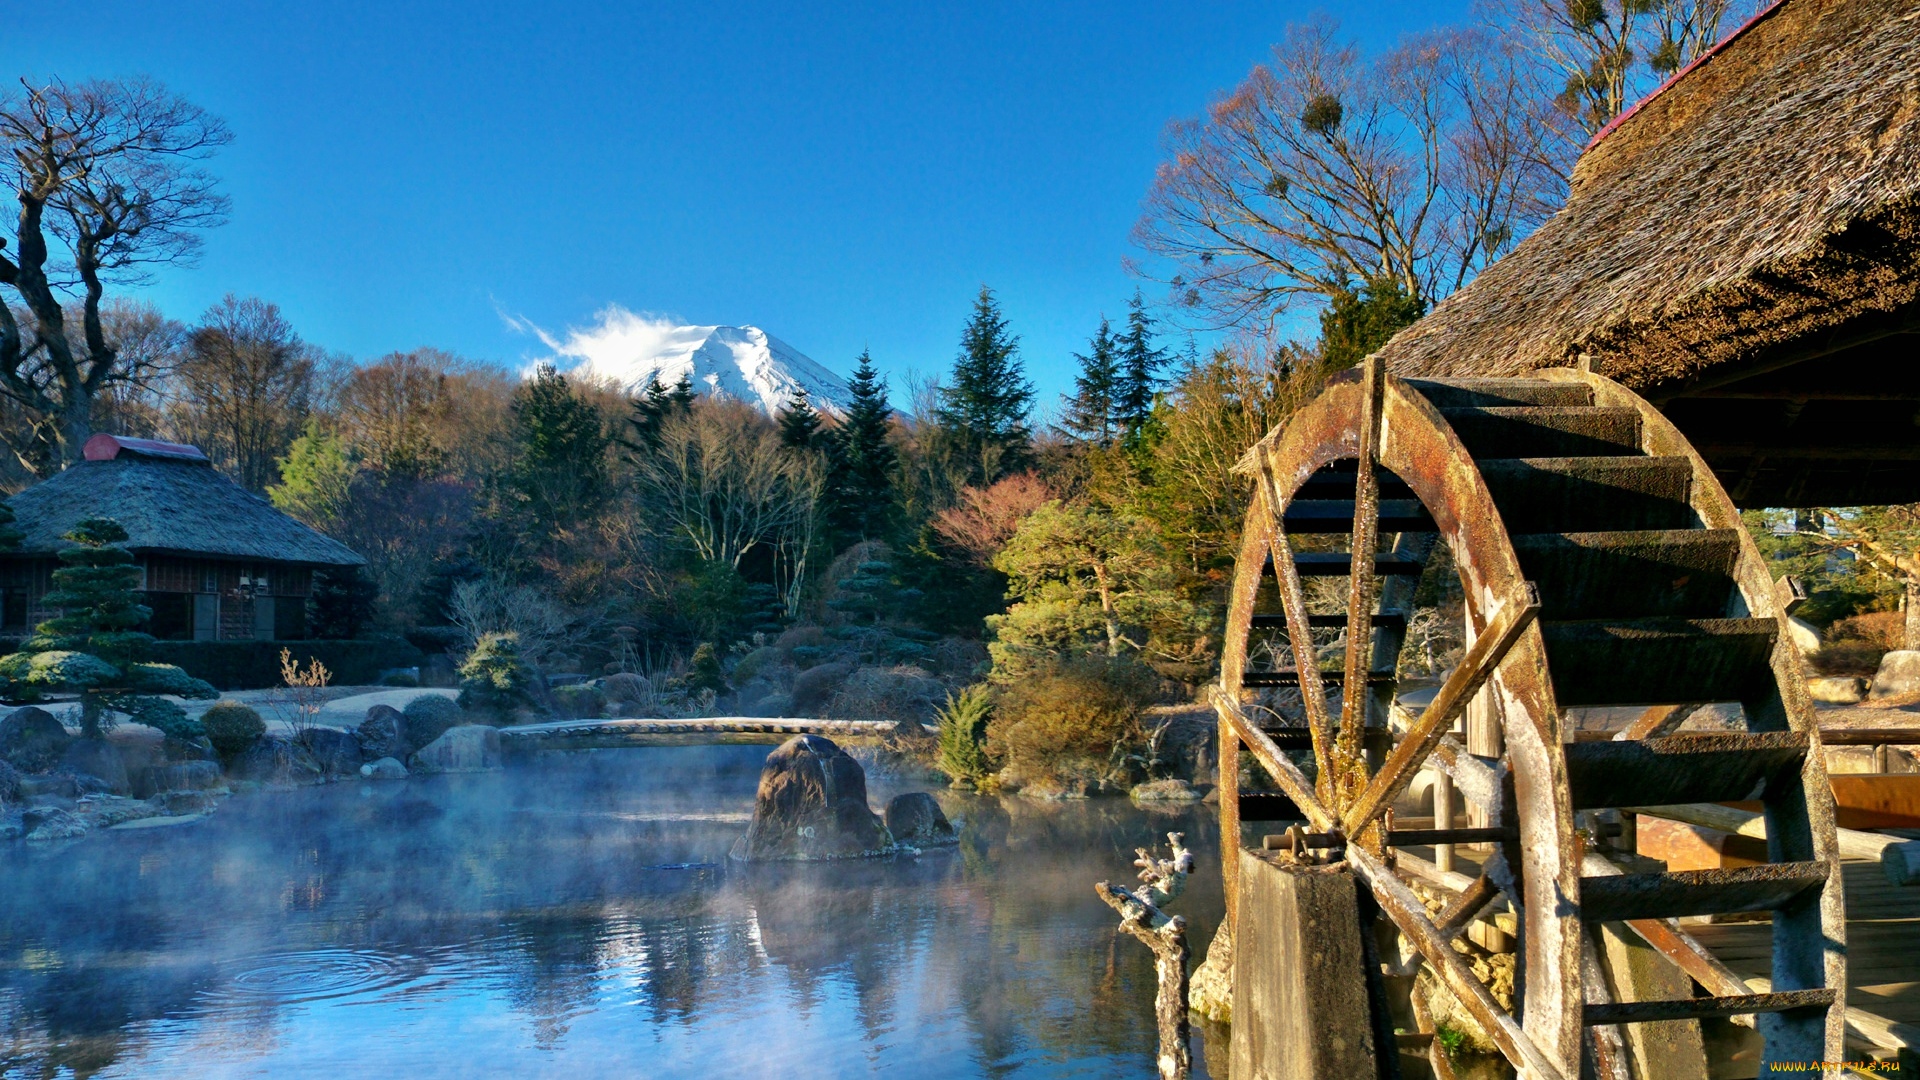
[0,747,1223,1079]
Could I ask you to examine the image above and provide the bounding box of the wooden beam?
[1341,590,1539,836]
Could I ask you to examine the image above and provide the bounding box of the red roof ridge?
[82,434,210,463]
[1585,0,1792,150]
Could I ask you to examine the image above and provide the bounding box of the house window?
[201,568,217,593]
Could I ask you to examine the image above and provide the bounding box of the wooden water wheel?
[1214,361,1847,1079]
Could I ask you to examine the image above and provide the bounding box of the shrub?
[686,642,728,695]
[456,632,535,723]
[553,683,605,719]
[826,665,942,728]
[382,672,420,688]
[730,646,783,684]
[403,694,463,748]
[774,625,829,653]
[201,700,267,759]
[986,655,1161,784]
[936,684,993,786]
[1828,611,1904,651]
[1810,642,1887,677]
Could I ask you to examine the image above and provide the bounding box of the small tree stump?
[1096,832,1194,1080]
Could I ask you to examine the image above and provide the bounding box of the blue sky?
[5,0,1469,409]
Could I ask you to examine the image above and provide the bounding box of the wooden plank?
[1582,989,1835,1025]
[1579,863,1829,922]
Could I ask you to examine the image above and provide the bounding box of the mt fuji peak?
[537,308,851,418]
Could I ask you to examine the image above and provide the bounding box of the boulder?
[1807,676,1868,705]
[61,739,129,794]
[23,806,86,841]
[360,756,409,780]
[1130,778,1203,802]
[18,773,78,800]
[732,734,894,860]
[882,792,958,847]
[0,707,71,772]
[131,760,223,799]
[788,662,855,717]
[1871,650,1920,700]
[302,727,364,777]
[163,734,218,762]
[227,736,322,785]
[356,705,412,760]
[0,759,18,804]
[412,725,502,773]
[1785,616,1823,657]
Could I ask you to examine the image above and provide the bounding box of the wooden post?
[1434,765,1457,873]
[1230,850,1379,1080]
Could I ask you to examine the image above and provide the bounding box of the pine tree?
[834,349,897,540]
[0,499,21,552]
[308,566,378,639]
[1060,317,1122,445]
[622,378,680,455]
[1115,290,1169,435]
[670,373,697,410]
[0,517,213,739]
[777,388,823,449]
[1319,273,1425,372]
[937,285,1033,484]
[510,365,611,530]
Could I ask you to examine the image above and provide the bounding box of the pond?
[0,747,1225,1079]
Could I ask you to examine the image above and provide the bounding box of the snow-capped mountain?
[540,308,851,418]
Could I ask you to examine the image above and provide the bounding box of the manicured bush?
[402,694,462,748]
[146,639,426,690]
[126,662,217,698]
[730,646,783,684]
[986,655,1161,785]
[201,700,267,759]
[826,665,942,728]
[382,672,419,687]
[686,642,728,695]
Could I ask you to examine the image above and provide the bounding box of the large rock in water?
[303,728,364,776]
[883,792,958,846]
[0,707,71,772]
[355,705,412,761]
[734,735,894,860]
[412,725,502,773]
[228,736,322,785]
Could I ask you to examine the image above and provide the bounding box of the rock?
[163,734,217,762]
[882,792,957,846]
[411,725,502,773]
[1188,919,1233,1023]
[1870,650,1920,700]
[732,734,894,860]
[356,705,413,761]
[302,727,364,777]
[0,707,71,772]
[0,759,18,805]
[78,795,162,830]
[23,806,86,841]
[1785,616,1822,657]
[150,789,220,816]
[360,756,409,780]
[746,692,791,718]
[131,760,222,798]
[1807,675,1868,704]
[227,736,322,785]
[788,662,855,717]
[61,739,129,794]
[1130,778,1203,802]
[18,773,78,800]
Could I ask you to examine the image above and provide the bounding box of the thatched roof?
[1378,0,1920,393]
[3,447,364,567]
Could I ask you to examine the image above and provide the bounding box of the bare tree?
[333,348,517,479]
[174,295,317,492]
[630,400,823,575]
[0,77,230,470]
[1132,19,1560,331]
[1484,0,1753,175]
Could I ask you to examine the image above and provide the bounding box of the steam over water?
[0,747,1222,1078]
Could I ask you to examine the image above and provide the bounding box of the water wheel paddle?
[1214,361,1846,1078]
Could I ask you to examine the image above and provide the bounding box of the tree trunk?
[1151,924,1193,1080]
[1906,577,1920,652]
[59,390,95,468]
[1094,564,1121,657]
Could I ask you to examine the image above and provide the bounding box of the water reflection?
[0,747,1220,1079]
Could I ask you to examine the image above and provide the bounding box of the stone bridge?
[497,717,904,753]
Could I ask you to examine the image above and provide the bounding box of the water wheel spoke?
[1346,844,1571,1080]
[1337,358,1386,781]
[1253,441,1336,777]
[1616,702,1703,740]
[1212,691,1335,831]
[1342,589,1539,836]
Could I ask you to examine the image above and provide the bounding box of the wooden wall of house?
[0,555,319,641]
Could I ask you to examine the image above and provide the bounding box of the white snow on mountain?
[528,305,851,418]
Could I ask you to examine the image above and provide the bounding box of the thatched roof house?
[0,435,363,641]
[1378,0,1920,506]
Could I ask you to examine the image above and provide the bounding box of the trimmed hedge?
[146,639,428,690]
